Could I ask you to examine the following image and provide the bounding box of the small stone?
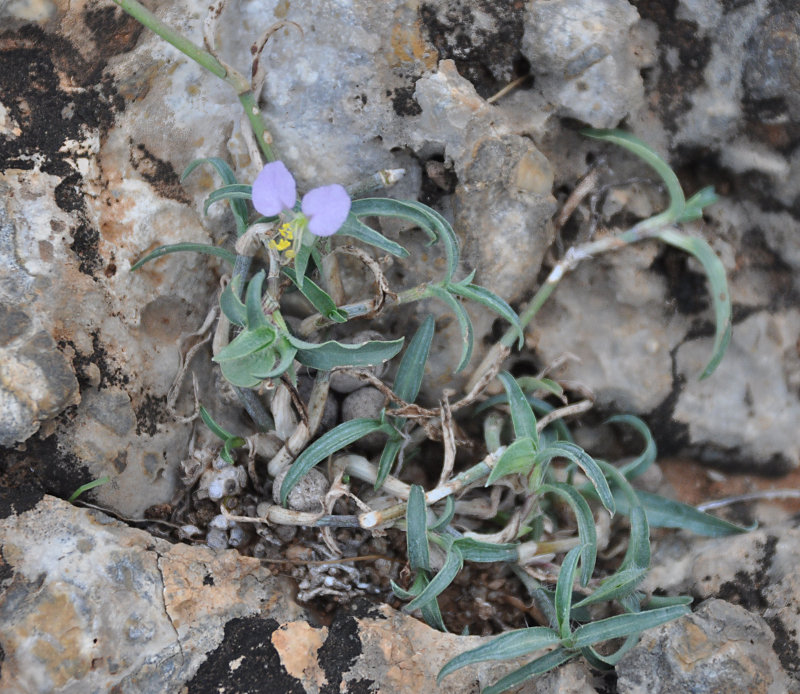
[271,467,329,512]
[341,386,388,454]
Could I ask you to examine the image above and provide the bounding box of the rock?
[0,495,304,693]
[616,599,793,694]
[673,309,800,473]
[645,522,800,688]
[521,0,646,129]
[0,495,589,693]
[0,307,79,446]
[341,386,388,454]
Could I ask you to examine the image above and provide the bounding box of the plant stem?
[112,0,227,78]
[111,0,275,163]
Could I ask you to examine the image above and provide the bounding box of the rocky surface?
[0,495,579,694]
[1,0,800,690]
[616,598,793,694]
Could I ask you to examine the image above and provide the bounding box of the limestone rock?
[616,599,793,694]
[0,495,594,693]
[522,0,646,129]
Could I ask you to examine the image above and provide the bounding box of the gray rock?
[673,309,800,472]
[617,599,793,694]
[0,311,79,446]
[341,386,389,453]
[0,495,581,693]
[522,0,645,128]
[645,523,800,688]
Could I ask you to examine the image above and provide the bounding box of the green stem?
[111,0,275,163]
[111,0,227,79]
[238,91,276,163]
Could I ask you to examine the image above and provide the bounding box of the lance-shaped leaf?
[280,418,391,505]
[219,276,247,327]
[406,485,431,571]
[448,281,523,348]
[219,350,273,388]
[376,316,435,488]
[203,183,253,215]
[571,604,690,649]
[541,483,597,586]
[404,544,463,613]
[429,496,455,532]
[655,228,732,379]
[213,325,277,363]
[130,242,237,271]
[336,212,409,258]
[533,442,614,514]
[453,537,519,563]
[428,285,474,372]
[437,626,560,682]
[607,415,656,480]
[391,574,447,632]
[497,371,538,445]
[350,197,460,282]
[283,267,348,323]
[288,334,404,371]
[555,546,582,640]
[292,230,314,291]
[483,649,574,694]
[244,270,269,329]
[486,438,537,485]
[182,157,249,236]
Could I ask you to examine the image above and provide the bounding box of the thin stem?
[112,0,275,163]
[111,0,227,79]
[358,446,506,528]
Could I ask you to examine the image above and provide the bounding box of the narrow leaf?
[448,282,523,348]
[289,335,404,370]
[376,434,404,491]
[213,326,276,363]
[280,418,390,504]
[203,183,253,215]
[404,545,463,613]
[555,546,582,640]
[219,277,247,327]
[199,405,236,442]
[283,267,347,323]
[454,537,519,563]
[430,496,456,531]
[292,232,314,291]
[540,483,597,586]
[182,157,248,235]
[407,485,430,571]
[336,212,410,257]
[607,415,656,480]
[428,286,473,372]
[245,270,268,329]
[482,649,574,694]
[655,228,732,379]
[497,371,538,445]
[535,442,614,514]
[393,315,435,402]
[581,129,685,221]
[486,438,537,485]
[572,605,690,648]
[437,627,560,682]
[68,476,111,503]
[130,242,237,271]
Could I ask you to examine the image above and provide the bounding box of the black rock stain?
[130,142,191,204]
[419,0,527,98]
[187,617,305,694]
[135,393,167,437]
[716,535,800,679]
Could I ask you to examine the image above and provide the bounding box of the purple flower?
[252,161,350,237]
[252,161,297,216]
[301,184,351,236]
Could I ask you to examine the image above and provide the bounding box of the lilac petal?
[301,184,351,236]
[252,161,297,216]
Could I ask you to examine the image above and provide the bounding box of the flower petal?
[301,184,351,236]
[252,161,297,216]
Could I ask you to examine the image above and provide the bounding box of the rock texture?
[0,495,583,693]
[616,599,792,694]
